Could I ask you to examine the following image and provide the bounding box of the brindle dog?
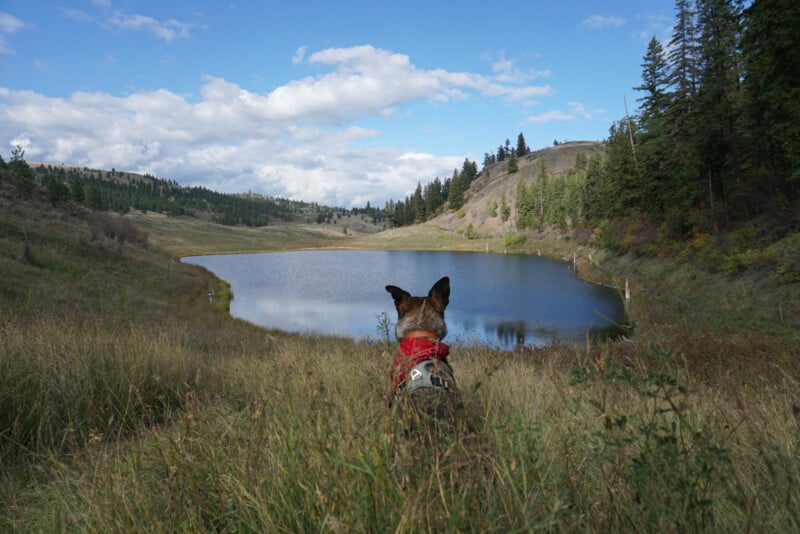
[384,277,471,478]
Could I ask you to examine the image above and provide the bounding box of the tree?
[665,0,700,166]
[604,121,641,217]
[516,132,529,157]
[635,37,670,123]
[86,184,103,210]
[635,36,672,213]
[507,150,518,174]
[741,0,800,189]
[537,160,549,222]
[580,153,606,225]
[43,175,69,203]
[515,175,533,229]
[9,145,34,197]
[412,182,426,222]
[499,193,511,222]
[692,0,745,228]
[460,158,478,184]
[447,169,465,210]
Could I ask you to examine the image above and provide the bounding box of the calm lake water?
[182,250,626,349]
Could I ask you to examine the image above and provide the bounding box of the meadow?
[1,194,798,531]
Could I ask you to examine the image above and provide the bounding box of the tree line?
[489,0,798,250]
[385,158,479,227]
[596,0,798,234]
[0,156,313,227]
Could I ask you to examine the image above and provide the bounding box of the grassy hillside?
[2,173,799,531]
[435,141,604,237]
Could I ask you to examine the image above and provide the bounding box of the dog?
[384,277,468,474]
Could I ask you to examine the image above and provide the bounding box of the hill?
[26,161,385,232]
[436,141,603,237]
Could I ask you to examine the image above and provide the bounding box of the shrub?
[89,213,148,246]
[503,232,527,248]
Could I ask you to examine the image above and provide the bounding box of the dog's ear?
[385,285,410,309]
[428,276,450,310]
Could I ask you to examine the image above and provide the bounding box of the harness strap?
[387,332,450,406]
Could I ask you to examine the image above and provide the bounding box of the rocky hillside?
[436,141,604,237]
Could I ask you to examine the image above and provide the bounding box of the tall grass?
[2,184,799,531]
[4,335,798,532]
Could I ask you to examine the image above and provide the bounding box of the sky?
[0,1,677,208]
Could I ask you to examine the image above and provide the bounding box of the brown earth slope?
[436,141,603,237]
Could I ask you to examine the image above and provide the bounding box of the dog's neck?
[401,329,442,343]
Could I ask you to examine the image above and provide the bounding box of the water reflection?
[183,250,626,350]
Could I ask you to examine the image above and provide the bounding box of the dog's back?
[385,277,467,453]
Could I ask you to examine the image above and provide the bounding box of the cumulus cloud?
[0,45,549,207]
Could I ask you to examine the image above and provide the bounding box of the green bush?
[503,231,527,248]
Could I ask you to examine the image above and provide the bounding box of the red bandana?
[387,336,450,404]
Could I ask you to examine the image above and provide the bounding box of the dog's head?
[385,276,450,341]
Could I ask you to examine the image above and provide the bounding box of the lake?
[182,250,626,349]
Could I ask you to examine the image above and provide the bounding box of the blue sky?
[0,1,675,208]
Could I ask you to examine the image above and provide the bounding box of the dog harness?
[387,333,451,406]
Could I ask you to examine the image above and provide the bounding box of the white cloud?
[582,15,626,29]
[0,45,552,207]
[107,11,192,42]
[524,102,606,124]
[0,12,27,34]
[292,46,308,64]
[0,12,30,54]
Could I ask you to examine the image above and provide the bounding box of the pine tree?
[507,150,518,174]
[516,132,529,157]
[693,0,744,227]
[635,36,672,213]
[412,182,426,222]
[741,0,800,189]
[447,169,465,209]
[9,146,34,198]
[499,193,511,222]
[665,0,700,167]
[636,37,670,123]
[515,175,533,229]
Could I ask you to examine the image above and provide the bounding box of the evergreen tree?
[580,153,606,225]
[515,175,533,229]
[9,146,34,197]
[604,121,641,217]
[516,132,529,157]
[693,0,744,226]
[741,0,800,190]
[496,145,506,162]
[499,193,511,222]
[412,182,426,222]
[665,0,700,167]
[460,158,478,184]
[86,184,103,210]
[635,36,672,213]
[636,37,670,122]
[507,150,518,174]
[537,160,549,222]
[447,169,465,209]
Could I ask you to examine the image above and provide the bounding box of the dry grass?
[2,181,799,531]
